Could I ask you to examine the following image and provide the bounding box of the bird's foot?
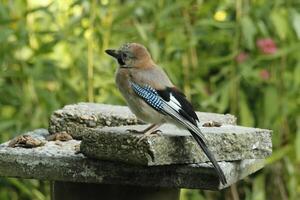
[135,130,162,143]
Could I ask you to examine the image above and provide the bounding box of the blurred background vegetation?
[0,0,299,199]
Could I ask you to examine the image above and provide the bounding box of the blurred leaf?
[0,28,14,43]
[285,157,297,200]
[270,8,290,40]
[252,174,266,200]
[241,16,257,49]
[134,21,148,41]
[180,189,205,200]
[239,91,254,126]
[295,117,300,162]
[148,41,160,61]
[218,83,229,113]
[0,120,15,133]
[266,145,292,164]
[7,179,32,197]
[295,62,300,85]
[263,86,279,126]
[292,10,300,39]
[1,106,16,119]
[257,20,269,37]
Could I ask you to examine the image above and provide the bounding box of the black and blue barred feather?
[130,82,164,111]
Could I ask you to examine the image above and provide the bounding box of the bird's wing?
[130,81,227,185]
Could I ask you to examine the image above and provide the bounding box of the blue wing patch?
[130,82,163,111]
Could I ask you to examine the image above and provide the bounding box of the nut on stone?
[8,135,44,148]
[202,121,222,127]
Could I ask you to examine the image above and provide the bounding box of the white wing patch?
[167,94,181,112]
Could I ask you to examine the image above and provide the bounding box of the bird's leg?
[136,124,162,143]
[126,124,158,134]
[138,124,161,143]
[142,124,162,136]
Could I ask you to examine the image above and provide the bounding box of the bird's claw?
[135,130,162,143]
[151,129,162,135]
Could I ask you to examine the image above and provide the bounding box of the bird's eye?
[122,53,127,59]
[117,53,127,65]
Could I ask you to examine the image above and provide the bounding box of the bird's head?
[105,43,154,68]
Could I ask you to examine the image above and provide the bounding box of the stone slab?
[0,129,265,190]
[48,103,237,139]
[80,124,272,165]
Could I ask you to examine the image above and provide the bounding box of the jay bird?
[105,43,227,185]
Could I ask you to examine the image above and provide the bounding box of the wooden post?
[51,181,180,200]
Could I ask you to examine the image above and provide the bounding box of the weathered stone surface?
[0,129,265,190]
[48,103,237,139]
[80,124,272,166]
[48,103,140,138]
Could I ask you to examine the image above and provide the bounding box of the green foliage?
[0,0,299,199]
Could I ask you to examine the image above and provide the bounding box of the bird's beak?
[105,49,120,59]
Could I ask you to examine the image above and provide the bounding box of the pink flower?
[235,52,249,63]
[256,38,277,55]
[259,69,270,80]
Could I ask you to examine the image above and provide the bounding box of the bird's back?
[130,66,173,89]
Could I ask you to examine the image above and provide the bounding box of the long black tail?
[189,130,227,185]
